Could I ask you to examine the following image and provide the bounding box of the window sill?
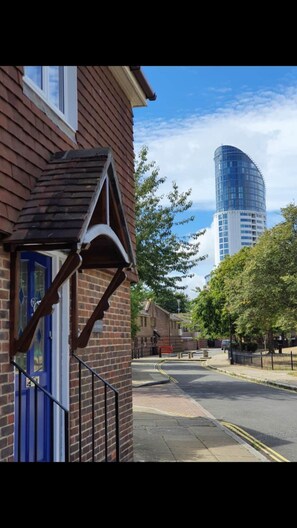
[23,77,77,143]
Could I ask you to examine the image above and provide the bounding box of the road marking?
[221,421,289,462]
[201,365,297,394]
[204,364,297,394]
[155,360,178,383]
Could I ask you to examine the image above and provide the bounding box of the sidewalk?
[206,352,297,391]
[132,357,267,462]
[132,357,170,387]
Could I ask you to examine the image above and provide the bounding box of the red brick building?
[0,66,155,461]
[138,300,181,339]
[134,300,184,356]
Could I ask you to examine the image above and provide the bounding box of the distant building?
[214,145,266,266]
[137,300,182,340]
[133,301,197,356]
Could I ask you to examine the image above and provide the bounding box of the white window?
[23,66,77,135]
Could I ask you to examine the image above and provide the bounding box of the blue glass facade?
[214,145,266,213]
[214,145,267,265]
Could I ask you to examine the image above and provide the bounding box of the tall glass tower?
[214,145,266,265]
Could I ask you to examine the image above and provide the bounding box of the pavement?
[205,351,297,392]
[132,355,270,462]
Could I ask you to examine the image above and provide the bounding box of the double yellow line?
[221,421,289,462]
[156,360,178,383]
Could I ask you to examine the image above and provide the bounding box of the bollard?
[203,349,209,358]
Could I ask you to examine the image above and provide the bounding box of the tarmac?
[132,352,287,462]
[205,351,297,391]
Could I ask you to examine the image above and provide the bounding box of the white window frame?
[23,66,78,138]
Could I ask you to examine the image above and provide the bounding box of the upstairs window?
[25,66,64,111]
[23,66,77,134]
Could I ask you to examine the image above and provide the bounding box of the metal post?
[79,361,82,462]
[271,353,274,370]
[229,315,233,365]
[18,372,22,462]
[104,384,108,462]
[92,372,95,462]
[50,399,54,461]
[260,351,263,369]
[115,392,120,463]
[34,385,38,462]
[291,351,294,370]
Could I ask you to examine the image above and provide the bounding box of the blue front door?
[14,252,52,462]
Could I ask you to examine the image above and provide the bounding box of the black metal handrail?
[72,353,120,462]
[11,360,69,462]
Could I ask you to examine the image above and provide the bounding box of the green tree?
[191,247,252,339]
[154,290,190,313]
[191,287,225,338]
[135,146,206,293]
[230,203,297,351]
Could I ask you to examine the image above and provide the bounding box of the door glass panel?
[33,263,45,372]
[15,260,28,371]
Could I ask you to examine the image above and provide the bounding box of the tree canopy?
[154,290,190,313]
[131,146,206,337]
[191,247,251,338]
[230,203,297,349]
[191,203,297,350]
[135,146,206,293]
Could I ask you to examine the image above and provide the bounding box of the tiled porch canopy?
[5,148,135,355]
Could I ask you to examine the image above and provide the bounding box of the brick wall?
[0,66,135,461]
[0,247,14,461]
[137,315,152,339]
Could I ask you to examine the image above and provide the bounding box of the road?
[162,360,297,461]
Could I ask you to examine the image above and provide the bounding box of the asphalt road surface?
[162,361,297,461]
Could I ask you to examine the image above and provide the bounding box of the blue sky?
[133,66,297,297]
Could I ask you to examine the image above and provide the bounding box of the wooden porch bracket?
[12,252,82,355]
[73,267,126,350]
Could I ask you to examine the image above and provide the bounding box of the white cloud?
[135,84,297,297]
[179,222,216,299]
[135,85,297,212]
[197,221,215,263]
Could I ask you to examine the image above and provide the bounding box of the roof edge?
[129,66,157,101]
[108,66,147,107]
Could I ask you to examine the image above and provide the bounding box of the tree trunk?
[267,328,275,354]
